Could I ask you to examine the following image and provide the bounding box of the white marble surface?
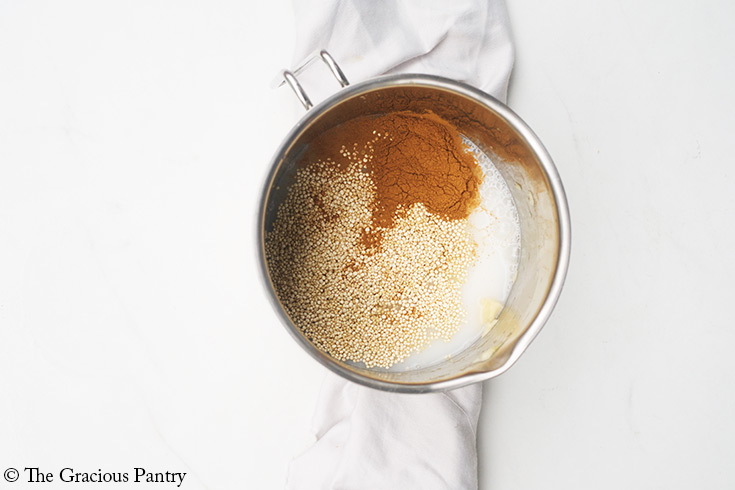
[1,1,734,489]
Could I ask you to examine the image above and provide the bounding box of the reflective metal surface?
[279,50,350,109]
[258,63,571,393]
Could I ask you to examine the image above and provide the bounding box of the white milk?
[389,139,521,371]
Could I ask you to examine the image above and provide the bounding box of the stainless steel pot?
[257,51,571,393]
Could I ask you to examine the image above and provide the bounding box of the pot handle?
[275,50,349,110]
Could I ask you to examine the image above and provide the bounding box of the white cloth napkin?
[291,0,514,106]
[285,1,514,489]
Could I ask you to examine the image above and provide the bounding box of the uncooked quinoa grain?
[265,112,481,368]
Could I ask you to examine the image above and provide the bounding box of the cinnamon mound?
[301,111,483,248]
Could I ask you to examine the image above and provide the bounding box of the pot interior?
[261,79,565,390]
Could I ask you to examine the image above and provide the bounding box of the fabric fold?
[286,1,514,488]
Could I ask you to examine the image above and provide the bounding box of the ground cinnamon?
[301,110,483,247]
